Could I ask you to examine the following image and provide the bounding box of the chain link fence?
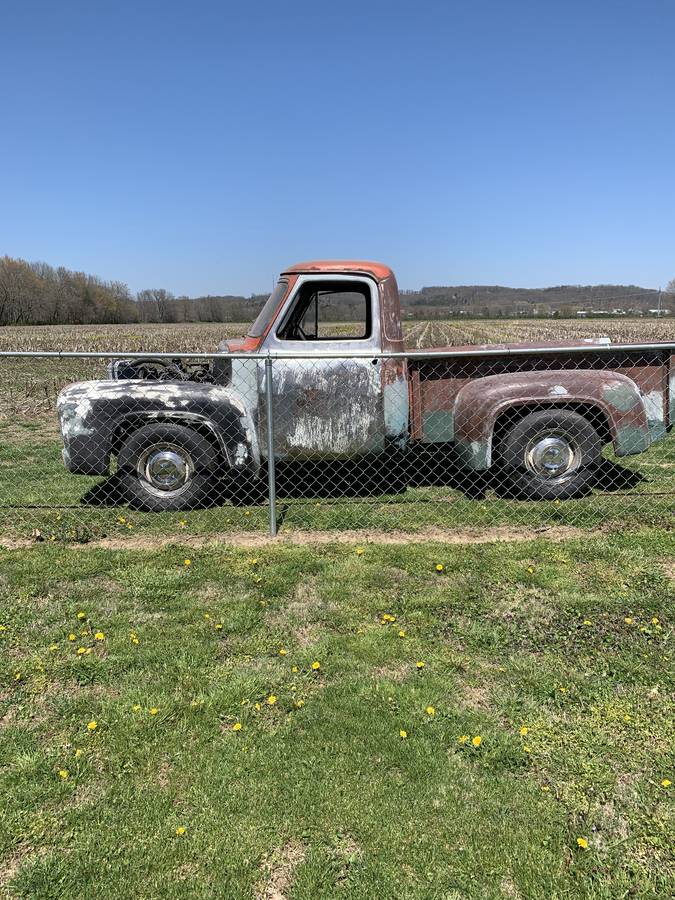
[0,344,672,541]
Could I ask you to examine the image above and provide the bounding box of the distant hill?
[0,255,672,326]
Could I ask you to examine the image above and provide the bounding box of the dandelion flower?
[576,837,588,849]
[94,632,104,641]
[312,661,321,671]
[132,704,141,712]
[57,769,69,779]
[49,644,59,652]
[130,632,140,645]
[651,617,660,625]
[267,695,277,706]
[179,520,187,528]
[118,516,126,524]
[215,623,223,631]
[523,746,531,753]
[416,661,425,669]
[77,647,87,655]
[583,619,592,626]
[435,564,444,573]
[519,726,529,736]
[254,702,261,710]
[527,566,534,574]
[68,633,76,641]
[291,665,299,673]
[74,748,82,758]
[662,779,672,788]
[232,722,242,732]
[624,617,633,625]
[175,826,186,836]
[295,699,305,708]
[279,648,287,656]
[399,729,407,739]
[77,611,86,620]
[244,510,251,517]
[472,736,482,747]
[204,613,210,620]
[425,706,435,716]
[250,558,258,566]
[355,547,364,556]
[398,630,406,638]
[184,559,192,567]
[458,735,469,744]
[149,707,159,716]
[87,720,97,732]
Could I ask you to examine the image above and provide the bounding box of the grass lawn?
[0,530,673,899]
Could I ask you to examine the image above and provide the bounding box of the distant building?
[648,308,670,316]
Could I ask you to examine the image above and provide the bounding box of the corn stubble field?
[0,320,674,899]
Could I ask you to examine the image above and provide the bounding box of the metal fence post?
[264,355,278,537]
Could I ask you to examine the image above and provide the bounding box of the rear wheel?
[498,410,602,500]
[117,423,218,511]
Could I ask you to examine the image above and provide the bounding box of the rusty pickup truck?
[57,260,674,511]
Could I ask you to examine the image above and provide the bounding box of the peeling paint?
[602,380,640,412]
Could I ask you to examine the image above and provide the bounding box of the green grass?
[1,530,673,898]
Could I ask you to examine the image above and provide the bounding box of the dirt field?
[0,317,672,353]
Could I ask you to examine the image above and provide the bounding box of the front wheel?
[497,410,602,500]
[117,423,218,511]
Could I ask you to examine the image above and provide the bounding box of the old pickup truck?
[57,260,674,511]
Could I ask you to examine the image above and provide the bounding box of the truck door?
[261,275,384,459]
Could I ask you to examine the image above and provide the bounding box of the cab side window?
[277,280,371,341]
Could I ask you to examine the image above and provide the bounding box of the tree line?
[1,255,673,327]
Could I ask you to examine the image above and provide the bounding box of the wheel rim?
[136,443,194,497]
[524,432,581,483]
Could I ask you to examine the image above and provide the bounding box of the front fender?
[452,371,651,470]
[57,380,260,476]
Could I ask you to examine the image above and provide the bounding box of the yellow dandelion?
[267,695,277,705]
[295,699,305,708]
[77,647,87,655]
[520,726,529,736]
[435,563,444,573]
[175,826,186,836]
[87,720,97,732]
[398,629,406,638]
[215,623,223,631]
[232,722,242,732]
[184,559,192,567]
[279,648,287,656]
[149,707,159,715]
[118,516,126,524]
[458,734,469,744]
[624,617,633,625]
[425,706,435,716]
[178,520,187,527]
[254,702,261,710]
[74,748,82,758]
[244,510,251,516]
[204,613,210,620]
[651,617,659,625]
[355,547,364,556]
[80,629,88,636]
[541,785,550,792]
[94,632,104,641]
[57,769,69,779]
[558,687,568,694]
[130,632,140,645]
[662,779,672,788]
[68,633,76,641]
[527,566,534,574]
[416,661,425,669]
[250,558,258,566]
[624,714,631,722]
[0,625,6,632]
[77,611,86,620]
[583,619,592,626]
[472,735,482,747]
[311,660,321,670]
[49,644,59,652]
[132,704,141,712]
[576,837,588,849]
[291,665,299,672]
[523,746,531,753]
[399,729,407,739]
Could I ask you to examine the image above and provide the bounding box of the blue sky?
[1,0,674,295]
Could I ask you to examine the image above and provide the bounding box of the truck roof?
[282,260,394,282]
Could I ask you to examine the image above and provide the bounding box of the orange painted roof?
[282,260,394,282]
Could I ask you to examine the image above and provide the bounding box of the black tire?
[117,423,218,511]
[497,410,602,500]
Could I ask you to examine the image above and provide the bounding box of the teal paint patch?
[602,382,639,412]
[614,424,651,456]
[648,421,667,443]
[422,409,455,443]
[454,438,491,470]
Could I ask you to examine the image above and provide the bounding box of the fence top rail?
[0,342,673,361]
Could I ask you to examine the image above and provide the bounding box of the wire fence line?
[0,344,673,541]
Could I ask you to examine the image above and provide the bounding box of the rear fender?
[452,371,651,470]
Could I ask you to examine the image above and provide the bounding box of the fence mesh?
[0,346,672,541]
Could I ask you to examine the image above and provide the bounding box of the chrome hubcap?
[137,444,193,495]
[525,434,579,480]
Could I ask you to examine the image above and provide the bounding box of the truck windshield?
[248,280,288,338]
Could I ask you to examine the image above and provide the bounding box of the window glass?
[248,280,288,338]
[277,281,371,341]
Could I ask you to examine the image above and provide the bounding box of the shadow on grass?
[78,453,646,509]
